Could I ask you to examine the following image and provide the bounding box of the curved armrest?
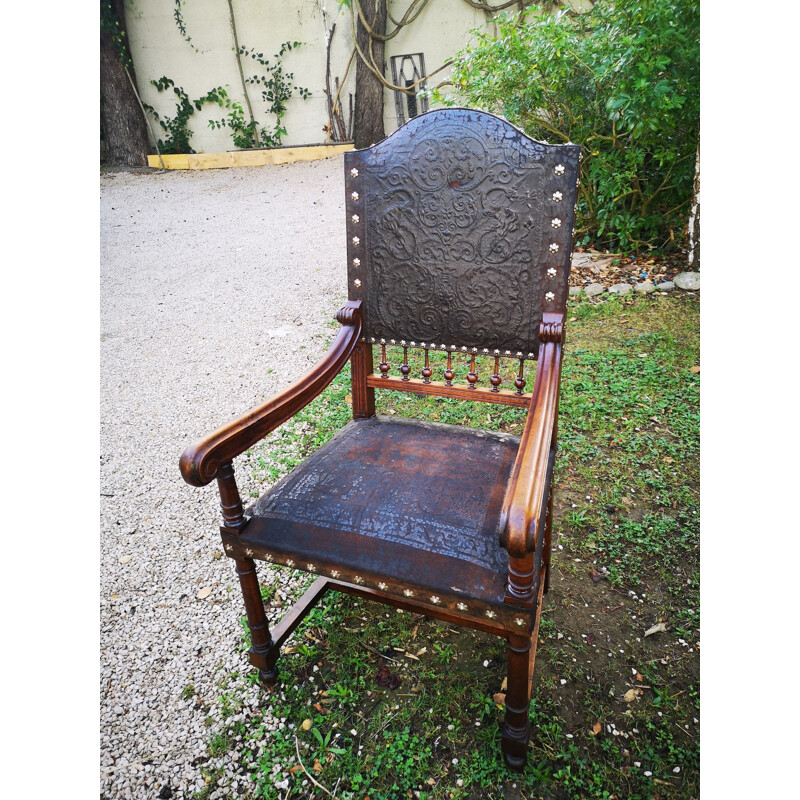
[180,300,363,487]
[498,315,564,557]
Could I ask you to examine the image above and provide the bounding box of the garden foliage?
[431,0,700,253]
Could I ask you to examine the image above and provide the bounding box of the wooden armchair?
[180,109,580,770]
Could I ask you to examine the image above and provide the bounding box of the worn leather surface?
[247,416,520,605]
[345,108,580,356]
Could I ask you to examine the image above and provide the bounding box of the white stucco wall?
[124,1,592,153]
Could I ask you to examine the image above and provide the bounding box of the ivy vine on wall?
[209,42,311,149]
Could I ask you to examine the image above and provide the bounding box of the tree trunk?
[687,139,700,270]
[100,0,148,166]
[353,0,387,149]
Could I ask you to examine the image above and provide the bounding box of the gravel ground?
[100,158,349,798]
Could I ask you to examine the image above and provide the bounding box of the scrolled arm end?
[179,443,220,488]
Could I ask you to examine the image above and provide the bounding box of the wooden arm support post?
[499,313,564,604]
[179,300,363,489]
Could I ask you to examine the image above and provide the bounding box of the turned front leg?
[235,557,279,685]
[502,633,533,770]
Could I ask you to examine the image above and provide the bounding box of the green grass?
[200,291,700,799]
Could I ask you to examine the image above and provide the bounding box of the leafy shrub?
[431,0,699,253]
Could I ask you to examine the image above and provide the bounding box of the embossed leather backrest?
[345,109,580,357]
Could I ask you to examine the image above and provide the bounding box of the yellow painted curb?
[147,143,353,170]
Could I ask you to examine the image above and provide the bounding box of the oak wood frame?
[180,302,564,770]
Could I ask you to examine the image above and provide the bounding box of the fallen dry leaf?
[492,692,506,705]
[289,764,303,775]
[426,778,436,786]
[196,586,212,600]
[624,688,640,703]
[689,366,700,373]
[301,718,313,731]
[313,702,327,715]
[313,759,323,773]
[345,394,353,405]
[645,622,667,637]
[500,677,507,692]
[592,721,602,735]
[376,667,401,690]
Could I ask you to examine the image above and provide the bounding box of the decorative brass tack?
[350,167,359,177]
[353,258,361,267]
[549,243,560,253]
[351,214,359,223]
[551,217,562,228]
[515,617,526,626]
[486,610,497,619]
[554,164,566,175]
[431,596,441,604]
[286,559,295,567]
[330,569,340,578]
[245,548,254,557]
[404,589,414,597]
[457,602,468,611]
[354,279,361,287]
[545,292,555,301]
[352,236,360,245]
[547,268,557,278]
[264,553,273,562]
[351,191,359,201]
[354,576,364,584]
[378,582,388,590]
[552,191,563,202]
[307,563,316,572]
[225,543,233,552]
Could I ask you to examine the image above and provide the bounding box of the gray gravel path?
[100,158,348,798]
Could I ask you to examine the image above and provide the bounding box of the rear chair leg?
[235,557,279,686]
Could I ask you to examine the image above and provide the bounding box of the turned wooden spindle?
[490,351,502,392]
[379,340,390,378]
[467,349,478,389]
[514,355,526,396]
[421,344,432,384]
[217,460,246,531]
[400,344,410,381]
[444,348,454,386]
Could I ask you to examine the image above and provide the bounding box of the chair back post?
[349,340,376,419]
[217,460,247,533]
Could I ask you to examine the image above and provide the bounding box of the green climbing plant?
[209,41,311,149]
[145,77,230,155]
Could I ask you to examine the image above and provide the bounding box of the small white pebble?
[634,761,641,767]
[448,724,454,730]
[644,771,652,777]
[560,679,567,685]
[452,758,458,765]
[673,766,681,773]
[456,779,463,786]
[565,733,573,739]
[483,660,489,667]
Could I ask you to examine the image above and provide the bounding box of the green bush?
[431,0,699,253]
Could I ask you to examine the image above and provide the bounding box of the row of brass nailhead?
[228,541,528,627]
